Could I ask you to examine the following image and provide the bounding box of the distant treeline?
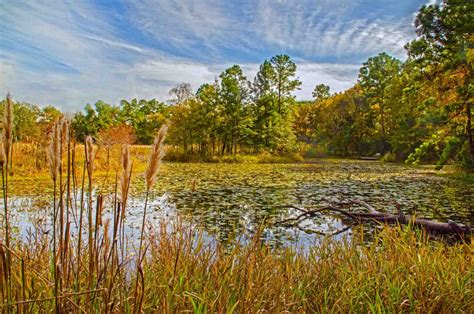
[2,0,473,169]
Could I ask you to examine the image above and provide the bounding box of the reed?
[2,223,472,312]
[120,144,132,210]
[1,93,13,305]
[134,124,168,310]
[84,136,96,296]
[47,118,61,313]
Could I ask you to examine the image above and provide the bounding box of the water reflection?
[3,160,473,247]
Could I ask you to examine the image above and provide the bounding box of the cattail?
[119,144,131,208]
[145,125,168,191]
[2,93,13,170]
[48,120,61,182]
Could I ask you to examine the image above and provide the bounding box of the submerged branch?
[277,200,472,236]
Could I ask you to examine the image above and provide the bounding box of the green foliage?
[312,83,330,101]
[165,56,301,156]
[293,1,473,169]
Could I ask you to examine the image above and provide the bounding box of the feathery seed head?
[120,144,131,207]
[0,141,5,167]
[85,136,95,176]
[145,125,168,191]
[61,118,69,144]
[2,93,13,166]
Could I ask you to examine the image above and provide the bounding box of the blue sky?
[0,0,432,111]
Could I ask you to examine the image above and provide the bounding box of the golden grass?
[1,225,472,312]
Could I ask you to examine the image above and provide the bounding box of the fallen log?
[276,200,472,236]
[359,156,378,160]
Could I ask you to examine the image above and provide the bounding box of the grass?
[1,224,473,312]
[10,143,304,176]
[0,132,472,312]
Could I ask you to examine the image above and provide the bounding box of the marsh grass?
[0,101,472,312]
[0,222,472,312]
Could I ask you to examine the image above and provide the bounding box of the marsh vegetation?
[1,0,473,312]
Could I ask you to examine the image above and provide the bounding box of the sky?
[0,0,432,111]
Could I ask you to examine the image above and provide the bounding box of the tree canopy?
[3,1,473,169]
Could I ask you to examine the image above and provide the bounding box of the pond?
[4,159,474,247]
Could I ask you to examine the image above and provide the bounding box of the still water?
[5,159,473,247]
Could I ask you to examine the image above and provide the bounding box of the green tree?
[72,101,121,141]
[120,99,167,144]
[358,52,402,151]
[312,84,330,102]
[218,65,251,154]
[270,55,301,113]
[405,0,474,168]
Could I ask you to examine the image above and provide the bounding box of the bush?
[304,146,327,158]
[381,152,397,162]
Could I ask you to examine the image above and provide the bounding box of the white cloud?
[0,0,421,110]
[255,0,414,60]
[295,63,360,100]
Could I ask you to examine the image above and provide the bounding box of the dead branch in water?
[276,200,472,236]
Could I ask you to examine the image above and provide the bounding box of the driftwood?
[359,156,378,160]
[276,200,472,236]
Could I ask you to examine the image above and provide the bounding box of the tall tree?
[219,65,250,154]
[251,60,276,149]
[405,0,474,168]
[270,55,301,113]
[358,52,402,149]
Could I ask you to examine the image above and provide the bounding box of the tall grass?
[0,99,472,311]
[1,92,13,306]
[1,223,472,312]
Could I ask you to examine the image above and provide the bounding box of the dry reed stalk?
[1,93,13,305]
[120,144,131,209]
[75,158,86,299]
[119,145,132,264]
[93,194,104,285]
[3,93,13,174]
[134,125,168,309]
[64,120,73,288]
[48,119,61,314]
[0,242,7,307]
[0,142,7,278]
[58,118,69,278]
[48,121,61,182]
[84,136,96,297]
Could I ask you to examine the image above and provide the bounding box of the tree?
[250,59,297,152]
[169,83,193,104]
[405,0,474,168]
[358,52,402,150]
[120,99,167,144]
[270,55,301,113]
[312,84,330,101]
[218,65,251,154]
[72,101,122,141]
[252,60,275,99]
